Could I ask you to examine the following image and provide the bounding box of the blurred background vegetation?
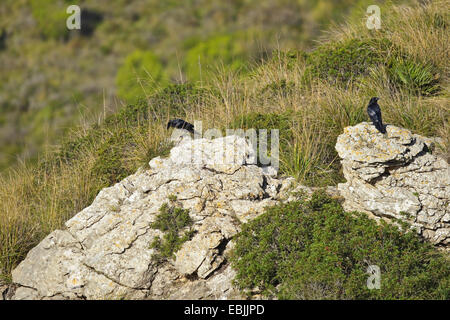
[0,0,413,171]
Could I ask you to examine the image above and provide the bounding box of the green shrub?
[116,50,169,104]
[303,39,390,84]
[56,132,97,164]
[56,97,174,173]
[150,203,195,263]
[57,99,150,164]
[302,37,442,96]
[231,191,450,299]
[89,123,172,186]
[105,99,151,126]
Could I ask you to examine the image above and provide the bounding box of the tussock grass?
[0,1,449,282]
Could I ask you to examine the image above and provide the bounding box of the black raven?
[367,97,386,134]
[167,118,195,134]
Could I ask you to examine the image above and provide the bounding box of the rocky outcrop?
[336,122,449,248]
[9,133,294,300]
[8,123,447,300]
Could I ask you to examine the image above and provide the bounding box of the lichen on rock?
[336,122,449,248]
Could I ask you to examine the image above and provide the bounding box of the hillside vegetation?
[0,0,402,170]
[0,0,449,296]
[231,192,450,299]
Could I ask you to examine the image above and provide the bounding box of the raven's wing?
[374,105,382,123]
[367,105,385,133]
[367,106,378,122]
[373,104,386,133]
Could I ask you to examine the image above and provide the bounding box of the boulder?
[336,122,449,248]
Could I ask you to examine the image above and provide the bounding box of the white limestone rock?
[9,135,294,300]
[336,122,449,248]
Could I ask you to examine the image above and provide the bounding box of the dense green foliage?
[150,202,194,263]
[303,39,389,83]
[147,83,210,118]
[231,191,450,299]
[91,128,134,186]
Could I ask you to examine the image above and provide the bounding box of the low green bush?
[105,99,151,126]
[231,191,450,299]
[91,128,134,186]
[57,98,170,165]
[150,203,195,263]
[302,39,390,84]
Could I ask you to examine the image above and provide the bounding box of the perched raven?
[367,97,386,134]
[167,118,195,134]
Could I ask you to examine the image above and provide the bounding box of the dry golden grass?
[0,155,98,280]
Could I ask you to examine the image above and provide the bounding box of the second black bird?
[167,118,195,134]
[367,97,386,134]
